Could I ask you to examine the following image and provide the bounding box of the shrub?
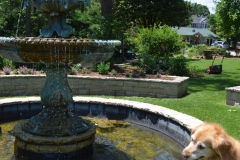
[81,67,89,74]
[127,25,183,74]
[97,62,110,74]
[0,56,13,70]
[27,68,36,74]
[13,69,19,74]
[2,66,12,75]
[169,55,190,76]
[193,44,208,55]
[69,67,78,75]
[129,25,182,57]
[18,66,28,74]
[110,69,117,76]
[18,66,36,74]
[139,68,146,76]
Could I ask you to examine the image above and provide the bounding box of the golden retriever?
[182,123,240,160]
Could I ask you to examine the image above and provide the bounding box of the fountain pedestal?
[22,64,89,136]
[14,120,96,159]
[13,64,96,159]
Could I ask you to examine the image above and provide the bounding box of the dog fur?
[182,122,240,160]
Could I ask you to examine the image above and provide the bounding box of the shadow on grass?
[186,58,240,93]
[188,70,240,93]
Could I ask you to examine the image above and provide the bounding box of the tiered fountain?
[0,0,120,159]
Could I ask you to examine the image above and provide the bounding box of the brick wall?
[0,75,189,98]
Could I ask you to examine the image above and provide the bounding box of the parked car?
[211,41,229,49]
[124,50,136,59]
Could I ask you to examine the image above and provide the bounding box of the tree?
[0,0,47,37]
[101,0,113,18]
[191,3,210,16]
[114,0,192,29]
[0,0,23,36]
[215,0,240,47]
[206,14,218,33]
[216,0,240,37]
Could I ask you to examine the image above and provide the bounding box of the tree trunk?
[101,0,113,18]
[25,5,31,37]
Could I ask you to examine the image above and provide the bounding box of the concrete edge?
[0,96,203,132]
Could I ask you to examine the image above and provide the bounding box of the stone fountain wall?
[0,97,203,147]
[0,75,189,98]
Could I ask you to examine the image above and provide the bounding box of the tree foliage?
[113,0,192,28]
[0,0,23,36]
[206,14,218,32]
[215,0,240,39]
[191,3,210,16]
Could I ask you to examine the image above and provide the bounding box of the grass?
[99,58,240,140]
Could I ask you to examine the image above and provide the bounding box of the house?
[191,15,208,28]
[175,27,219,46]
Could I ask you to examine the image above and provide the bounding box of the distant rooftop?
[192,15,208,24]
[175,27,218,38]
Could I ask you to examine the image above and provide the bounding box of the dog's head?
[182,123,231,160]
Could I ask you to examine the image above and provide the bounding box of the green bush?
[97,62,110,74]
[0,56,13,69]
[127,25,182,74]
[193,44,208,55]
[130,25,182,57]
[169,55,190,76]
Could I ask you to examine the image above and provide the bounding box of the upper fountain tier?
[0,0,121,66]
[26,0,91,37]
[32,0,91,13]
[0,37,120,66]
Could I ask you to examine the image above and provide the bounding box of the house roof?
[192,15,207,24]
[175,27,218,38]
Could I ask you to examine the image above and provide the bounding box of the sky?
[188,0,216,14]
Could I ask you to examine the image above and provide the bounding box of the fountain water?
[0,0,120,159]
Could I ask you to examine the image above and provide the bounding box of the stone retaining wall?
[226,86,240,106]
[0,75,189,98]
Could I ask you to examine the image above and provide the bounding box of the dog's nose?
[182,151,190,159]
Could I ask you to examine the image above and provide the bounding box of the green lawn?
[100,58,240,140]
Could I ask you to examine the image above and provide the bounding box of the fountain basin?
[0,37,120,65]
[0,97,203,148]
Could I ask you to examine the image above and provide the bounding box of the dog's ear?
[212,134,231,159]
[191,123,202,135]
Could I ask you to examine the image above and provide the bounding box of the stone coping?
[225,86,240,92]
[0,74,188,83]
[0,96,203,132]
[68,75,189,83]
[225,86,240,106]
